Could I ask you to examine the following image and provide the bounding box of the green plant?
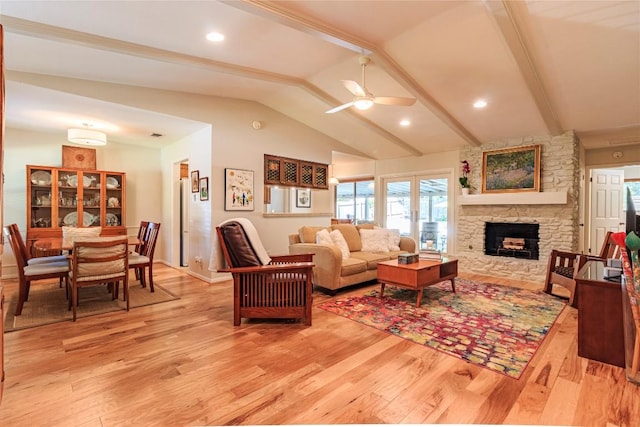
[460,160,470,188]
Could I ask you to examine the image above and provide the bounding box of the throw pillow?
[316,228,333,246]
[330,229,351,259]
[62,226,102,243]
[360,228,390,252]
[386,228,401,251]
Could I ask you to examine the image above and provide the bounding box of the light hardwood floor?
[0,264,638,426]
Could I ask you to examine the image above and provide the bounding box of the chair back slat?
[3,225,28,271]
[139,222,161,258]
[135,221,150,253]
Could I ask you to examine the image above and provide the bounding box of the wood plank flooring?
[0,264,638,426]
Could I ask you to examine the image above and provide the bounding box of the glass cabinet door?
[105,173,123,228]
[56,169,80,227]
[81,171,102,227]
[29,167,54,228]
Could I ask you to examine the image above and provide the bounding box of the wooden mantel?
[458,191,568,205]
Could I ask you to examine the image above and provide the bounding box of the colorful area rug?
[318,279,565,379]
[4,281,179,332]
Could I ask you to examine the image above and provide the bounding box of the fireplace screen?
[484,222,539,260]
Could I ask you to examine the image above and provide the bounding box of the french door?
[382,174,450,252]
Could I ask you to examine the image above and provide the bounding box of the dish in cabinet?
[106,177,120,189]
[106,213,120,226]
[30,171,51,186]
[63,212,94,227]
[66,175,79,187]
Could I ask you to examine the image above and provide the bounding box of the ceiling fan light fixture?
[354,98,374,110]
[67,127,107,146]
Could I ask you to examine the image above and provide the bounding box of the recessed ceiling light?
[400,119,411,127]
[473,99,488,109]
[206,32,225,42]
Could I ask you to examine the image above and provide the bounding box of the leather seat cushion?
[219,221,261,267]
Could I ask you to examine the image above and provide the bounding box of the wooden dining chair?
[3,225,70,316]
[544,231,618,307]
[69,236,129,321]
[8,224,67,265]
[128,222,161,292]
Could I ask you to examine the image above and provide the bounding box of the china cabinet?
[26,165,126,253]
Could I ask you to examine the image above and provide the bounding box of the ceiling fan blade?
[325,101,355,114]
[342,80,366,97]
[373,96,417,106]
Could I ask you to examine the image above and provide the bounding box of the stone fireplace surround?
[456,132,580,282]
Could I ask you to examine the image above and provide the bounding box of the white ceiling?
[1,0,639,159]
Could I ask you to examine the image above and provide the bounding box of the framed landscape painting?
[225,168,254,211]
[482,145,541,193]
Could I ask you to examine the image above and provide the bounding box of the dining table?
[32,235,142,253]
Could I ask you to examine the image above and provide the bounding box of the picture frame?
[296,189,311,208]
[225,168,254,211]
[482,145,541,193]
[191,170,199,193]
[199,177,209,201]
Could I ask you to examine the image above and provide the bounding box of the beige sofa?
[288,223,416,293]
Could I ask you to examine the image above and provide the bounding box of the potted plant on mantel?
[460,160,471,195]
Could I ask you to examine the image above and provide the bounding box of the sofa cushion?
[360,228,391,252]
[331,224,362,252]
[350,251,391,270]
[340,257,367,276]
[316,228,334,246]
[299,226,326,243]
[330,229,350,259]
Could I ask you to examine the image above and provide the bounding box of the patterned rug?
[318,278,565,379]
[4,280,179,332]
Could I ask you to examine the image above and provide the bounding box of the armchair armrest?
[270,253,314,263]
[218,262,314,274]
[289,243,342,289]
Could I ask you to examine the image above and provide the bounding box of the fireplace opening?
[484,222,539,260]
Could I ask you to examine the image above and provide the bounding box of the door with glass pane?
[382,175,449,253]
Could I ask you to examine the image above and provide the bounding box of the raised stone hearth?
[456,132,580,282]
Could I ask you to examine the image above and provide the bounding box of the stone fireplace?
[484,222,539,260]
[456,133,580,282]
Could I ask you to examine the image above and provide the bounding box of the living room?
[1,1,640,424]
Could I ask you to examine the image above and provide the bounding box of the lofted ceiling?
[1,0,639,160]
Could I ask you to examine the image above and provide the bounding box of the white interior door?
[589,168,625,254]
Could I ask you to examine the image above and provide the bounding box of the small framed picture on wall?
[199,177,209,201]
[296,189,311,208]
[191,170,199,193]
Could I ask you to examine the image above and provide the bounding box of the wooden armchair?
[544,231,618,307]
[216,219,314,326]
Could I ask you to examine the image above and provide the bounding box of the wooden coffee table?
[377,257,458,307]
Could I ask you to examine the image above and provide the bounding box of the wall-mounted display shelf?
[264,154,328,189]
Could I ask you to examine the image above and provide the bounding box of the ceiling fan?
[325,56,416,114]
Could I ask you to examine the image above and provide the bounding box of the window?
[335,179,375,224]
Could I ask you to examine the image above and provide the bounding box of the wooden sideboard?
[576,259,625,367]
